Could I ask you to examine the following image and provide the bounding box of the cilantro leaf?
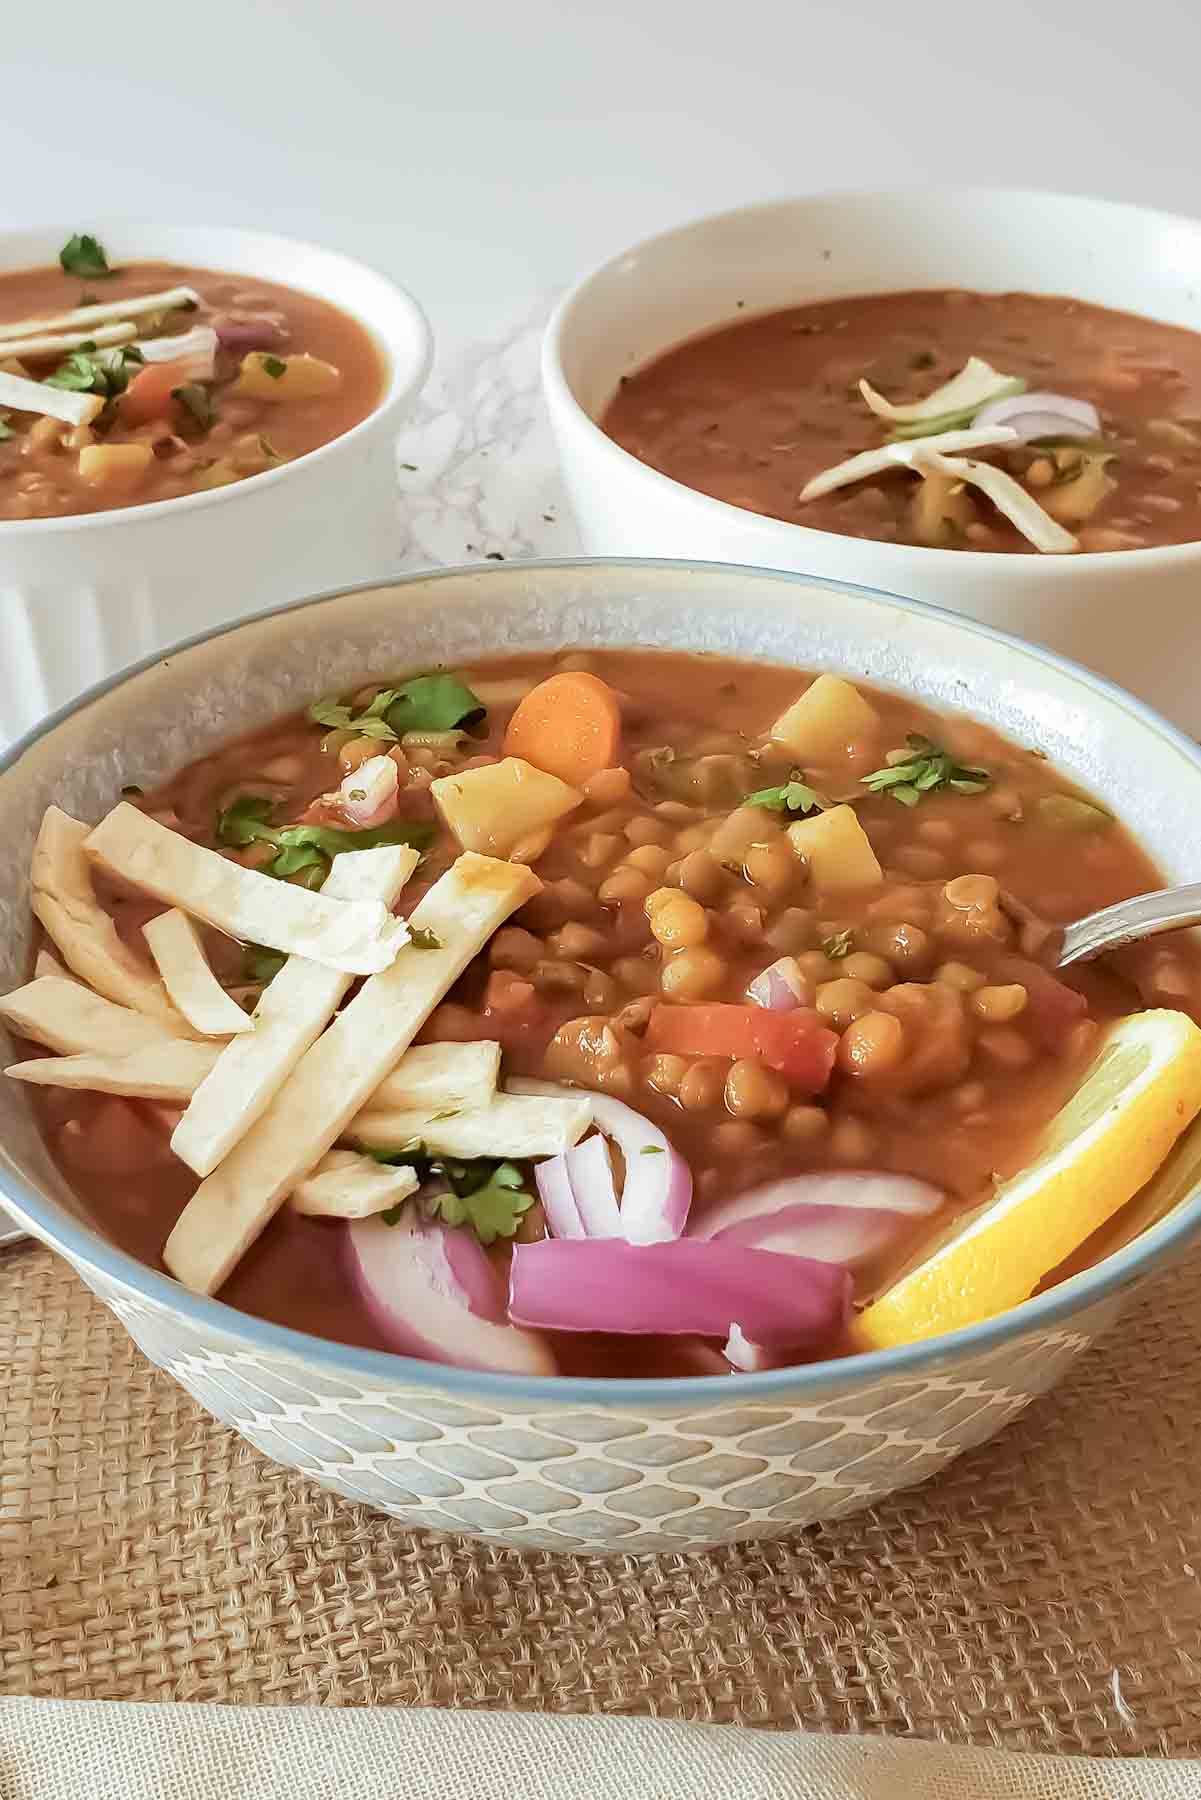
[821,928,854,960]
[59,234,113,279]
[243,943,287,983]
[408,926,442,949]
[375,1151,535,1245]
[261,354,287,379]
[745,772,824,815]
[172,382,215,429]
[384,673,485,736]
[215,794,433,885]
[861,734,990,808]
[47,343,144,398]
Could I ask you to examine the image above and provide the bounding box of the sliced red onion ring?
[509,1238,850,1350]
[565,1131,622,1235]
[212,309,290,353]
[747,956,805,1011]
[973,391,1101,443]
[697,1170,943,1269]
[337,754,399,828]
[349,1207,554,1374]
[509,1079,693,1243]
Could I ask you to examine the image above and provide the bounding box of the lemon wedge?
[856,1009,1201,1350]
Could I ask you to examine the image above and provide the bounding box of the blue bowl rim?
[2,553,1198,1405]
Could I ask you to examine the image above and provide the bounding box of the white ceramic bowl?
[4,557,1201,1555]
[0,221,433,745]
[544,188,1201,734]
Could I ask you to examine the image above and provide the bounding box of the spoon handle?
[1058,882,1201,967]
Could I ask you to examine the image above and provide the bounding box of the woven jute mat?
[3,1239,1201,1757]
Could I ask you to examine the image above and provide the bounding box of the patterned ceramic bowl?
[3,559,1201,1555]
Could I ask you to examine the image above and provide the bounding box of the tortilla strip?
[0,286,200,343]
[86,804,410,975]
[164,853,540,1296]
[7,1040,220,1101]
[0,321,137,362]
[0,369,104,426]
[143,908,254,1037]
[369,1040,501,1113]
[0,975,190,1057]
[170,845,419,1177]
[352,1091,592,1161]
[32,807,188,1027]
[291,1151,419,1220]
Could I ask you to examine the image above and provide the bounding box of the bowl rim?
[542,182,1201,572]
[3,552,1199,1402]
[0,217,433,537]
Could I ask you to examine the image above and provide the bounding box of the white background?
[4,0,1200,353]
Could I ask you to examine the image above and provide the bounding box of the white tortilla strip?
[858,356,1021,426]
[370,1040,501,1113]
[352,1091,591,1161]
[911,447,1079,554]
[0,975,190,1057]
[798,426,1018,503]
[0,368,103,426]
[6,1040,220,1101]
[0,321,136,363]
[142,909,254,1038]
[0,286,200,344]
[164,852,540,1296]
[86,803,410,975]
[291,1150,419,1220]
[171,845,419,1178]
[32,807,188,1027]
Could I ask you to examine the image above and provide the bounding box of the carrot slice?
[121,360,192,425]
[502,672,622,785]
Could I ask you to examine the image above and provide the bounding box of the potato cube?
[431,757,582,857]
[787,804,883,892]
[78,442,153,489]
[234,352,342,401]
[772,674,880,763]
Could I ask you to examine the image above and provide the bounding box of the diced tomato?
[121,360,191,426]
[998,956,1088,1051]
[646,1003,838,1093]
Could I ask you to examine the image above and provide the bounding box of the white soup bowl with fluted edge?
[543,188,1201,734]
[0,221,433,744]
[3,557,1201,1555]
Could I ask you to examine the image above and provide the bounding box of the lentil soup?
[602,290,1201,555]
[8,650,1201,1377]
[0,232,385,519]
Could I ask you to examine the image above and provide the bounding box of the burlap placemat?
[3,1239,1201,1758]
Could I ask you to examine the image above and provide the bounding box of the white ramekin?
[543,188,1201,734]
[0,222,433,744]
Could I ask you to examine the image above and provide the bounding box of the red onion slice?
[349,1208,554,1374]
[747,956,805,1011]
[973,391,1101,443]
[337,755,399,828]
[723,1323,774,1371]
[698,1170,943,1269]
[509,1238,850,1351]
[535,1155,586,1239]
[509,1079,693,1243]
[565,1132,623,1235]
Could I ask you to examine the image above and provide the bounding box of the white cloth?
[0,1699,1196,1799]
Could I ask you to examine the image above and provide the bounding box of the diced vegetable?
[909,471,974,546]
[786,804,883,891]
[234,351,341,401]
[911,448,1078,553]
[1041,452,1118,525]
[350,1209,554,1375]
[747,956,807,1010]
[121,361,203,426]
[646,1003,838,1093]
[771,675,880,763]
[78,443,154,490]
[502,672,623,785]
[509,1237,851,1351]
[431,757,583,857]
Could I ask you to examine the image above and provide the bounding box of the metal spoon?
[1001,882,1201,969]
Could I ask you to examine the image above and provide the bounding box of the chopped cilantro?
[861,735,990,808]
[216,793,433,884]
[308,672,485,743]
[59,233,113,279]
[745,772,824,815]
[0,409,12,442]
[243,943,286,983]
[641,1145,665,1155]
[172,382,215,429]
[821,928,854,960]
[408,926,442,950]
[47,343,143,398]
[261,354,287,379]
[376,1151,535,1245]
